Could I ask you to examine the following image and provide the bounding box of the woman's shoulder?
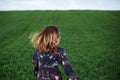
[57,47,66,55]
[57,47,65,52]
[33,49,39,59]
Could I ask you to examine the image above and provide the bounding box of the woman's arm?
[59,48,78,80]
[32,50,38,76]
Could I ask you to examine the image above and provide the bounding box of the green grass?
[0,10,120,80]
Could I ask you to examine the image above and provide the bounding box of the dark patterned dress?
[32,47,77,80]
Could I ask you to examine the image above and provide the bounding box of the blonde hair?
[30,25,60,53]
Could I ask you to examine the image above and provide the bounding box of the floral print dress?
[32,47,77,80]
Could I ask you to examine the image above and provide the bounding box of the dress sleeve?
[32,50,38,76]
[59,48,78,80]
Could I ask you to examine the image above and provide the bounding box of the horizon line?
[0,9,120,11]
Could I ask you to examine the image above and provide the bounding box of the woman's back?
[33,47,77,80]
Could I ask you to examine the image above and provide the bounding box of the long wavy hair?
[30,25,60,53]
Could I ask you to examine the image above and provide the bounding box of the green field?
[0,10,120,80]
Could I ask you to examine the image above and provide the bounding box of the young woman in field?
[31,25,77,80]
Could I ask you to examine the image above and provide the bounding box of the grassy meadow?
[0,10,120,80]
